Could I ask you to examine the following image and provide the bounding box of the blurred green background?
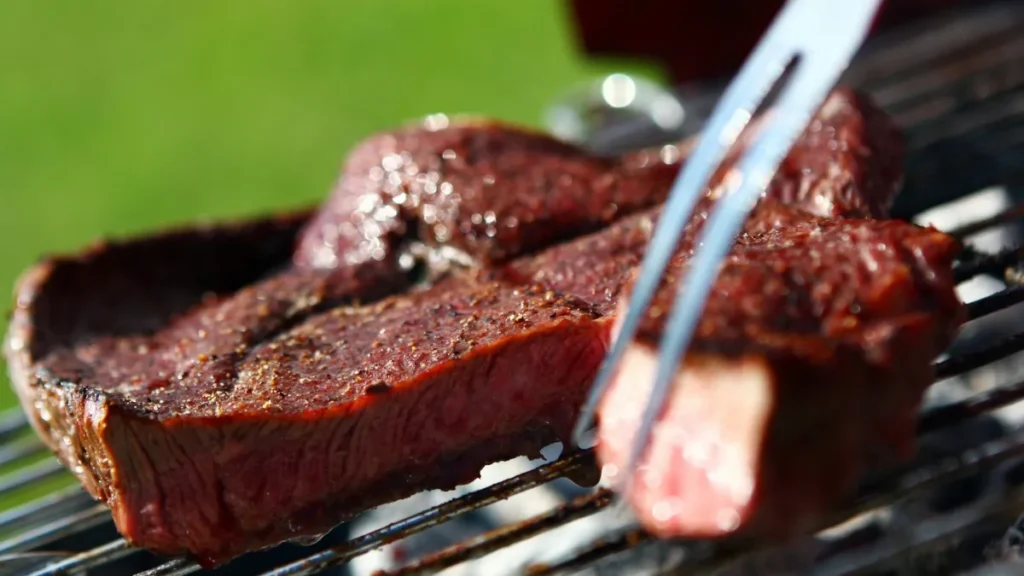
[0,1,655,505]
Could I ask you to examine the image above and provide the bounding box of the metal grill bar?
[380,490,614,576]
[135,558,197,576]
[0,487,90,535]
[887,56,1024,130]
[253,452,595,576]
[846,3,1021,94]
[585,3,1024,154]
[902,97,1024,191]
[865,31,1024,112]
[920,377,1024,435]
[0,412,28,445]
[953,246,1024,283]
[811,488,1024,574]
[935,333,1024,380]
[0,437,46,468]
[0,411,26,430]
[25,538,135,576]
[0,460,66,495]
[965,284,1024,321]
[0,504,108,555]
[902,87,1024,153]
[523,530,652,576]
[890,84,1024,208]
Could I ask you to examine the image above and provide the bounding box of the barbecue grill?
[3,2,1024,574]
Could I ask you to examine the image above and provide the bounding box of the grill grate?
[3,2,1024,574]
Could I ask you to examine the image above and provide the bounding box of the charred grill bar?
[2,2,1024,574]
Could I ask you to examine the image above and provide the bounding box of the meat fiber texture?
[3,88,956,566]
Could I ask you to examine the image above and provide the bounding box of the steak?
[715,88,903,220]
[596,215,964,540]
[4,88,941,565]
[293,88,901,274]
[292,119,682,271]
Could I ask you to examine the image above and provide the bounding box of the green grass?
[0,1,658,502]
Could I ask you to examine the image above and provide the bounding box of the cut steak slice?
[9,220,616,565]
[596,217,965,540]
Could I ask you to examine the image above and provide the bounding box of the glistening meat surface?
[292,119,682,270]
[293,88,901,272]
[4,88,937,565]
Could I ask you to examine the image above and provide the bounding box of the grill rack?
[2,2,1024,575]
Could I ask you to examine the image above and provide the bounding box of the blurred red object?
[568,0,973,85]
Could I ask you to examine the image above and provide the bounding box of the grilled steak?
[292,119,682,271]
[596,215,964,540]
[293,88,901,274]
[716,88,903,220]
[4,88,943,565]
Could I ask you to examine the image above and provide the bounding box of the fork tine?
[571,0,882,447]
[619,0,884,490]
[570,4,806,448]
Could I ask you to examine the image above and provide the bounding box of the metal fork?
[572,0,885,486]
